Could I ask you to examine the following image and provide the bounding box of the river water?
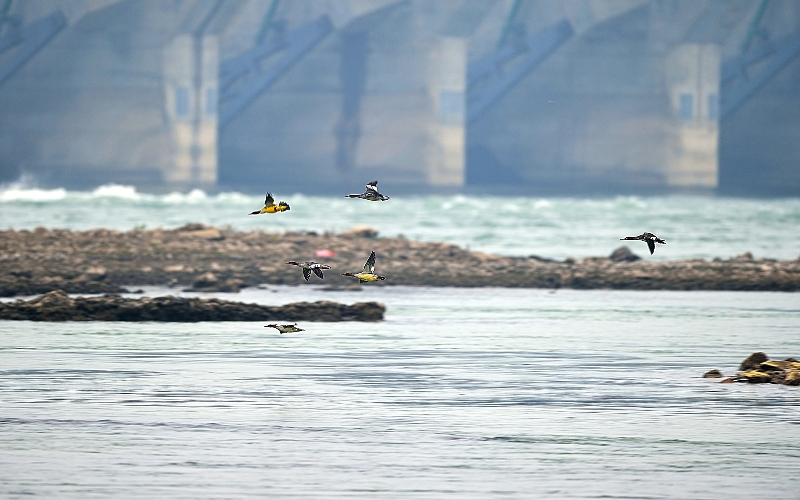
[1,185,799,498]
[1,183,800,260]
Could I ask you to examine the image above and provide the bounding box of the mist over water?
[2,183,800,260]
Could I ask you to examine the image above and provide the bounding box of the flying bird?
[341,251,386,282]
[249,192,290,215]
[285,261,332,281]
[345,181,390,201]
[264,323,305,334]
[620,232,666,255]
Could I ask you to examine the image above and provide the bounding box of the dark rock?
[739,352,769,371]
[192,272,218,288]
[341,226,378,238]
[609,246,641,262]
[185,273,243,293]
[702,369,723,378]
[0,290,385,322]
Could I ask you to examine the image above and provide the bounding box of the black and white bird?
[620,232,666,255]
[345,181,390,201]
[285,261,332,281]
[264,324,305,333]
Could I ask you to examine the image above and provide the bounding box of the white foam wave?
[90,184,142,200]
[162,189,208,204]
[0,186,67,202]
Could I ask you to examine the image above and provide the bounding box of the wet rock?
[739,370,772,383]
[714,352,800,387]
[785,370,800,386]
[1,226,800,295]
[0,290,385,322]
[702,369,723,378]
[740,352,769,370]
[609,246,641,262]
[759,360,800,371]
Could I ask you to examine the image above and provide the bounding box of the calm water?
[2,183,800,260]
[1,286,799,498]
[1,184,800,498]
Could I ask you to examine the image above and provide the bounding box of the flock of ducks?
[251,181,390,333]
[251,181,666,332]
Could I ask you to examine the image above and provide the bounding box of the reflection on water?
[1,287,799,498]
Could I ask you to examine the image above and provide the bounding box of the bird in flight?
[249,192,290,215]
[341,251,386,282]
[264,323,305,334]
[620,232,666,255]
[345,181,390,201]
[285,261,332,281]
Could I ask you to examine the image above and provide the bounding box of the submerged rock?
[0,290,385,322]
[702,369,723,378]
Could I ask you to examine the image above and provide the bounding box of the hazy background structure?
[0,0,798,195]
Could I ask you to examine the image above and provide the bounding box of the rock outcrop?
[0,290,385,322]
[1,225,799,296]
[710,352,800,386]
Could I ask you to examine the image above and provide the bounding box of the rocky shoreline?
[704,352,800,386]
[0,290,385,322]
[1,224,799,297]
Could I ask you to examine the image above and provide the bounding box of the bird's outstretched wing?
[363,251,376,273]
[264,192,275,206]
[302,268,311,281]
[365,181,379,193]
[312,267,324,279]
[646,239,655,255]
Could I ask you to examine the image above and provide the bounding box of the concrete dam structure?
[0,0,798,195]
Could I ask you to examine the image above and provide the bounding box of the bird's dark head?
[341,272,356,277]
[265,324,277,328]
[285,261,300,266]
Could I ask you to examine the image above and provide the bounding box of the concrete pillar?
[665,44,720,188]
[427,37,466,187]
[163,34,218,186]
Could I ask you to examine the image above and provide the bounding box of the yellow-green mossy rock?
[785,370,800,386]
[739,370,772,383]
[759,360,800,371]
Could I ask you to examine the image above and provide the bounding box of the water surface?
[1,286,799,498]
[2,183,800,260]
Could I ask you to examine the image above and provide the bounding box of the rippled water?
[2,183,800,497]
[2,183,800,260]
[1,286,800,498]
